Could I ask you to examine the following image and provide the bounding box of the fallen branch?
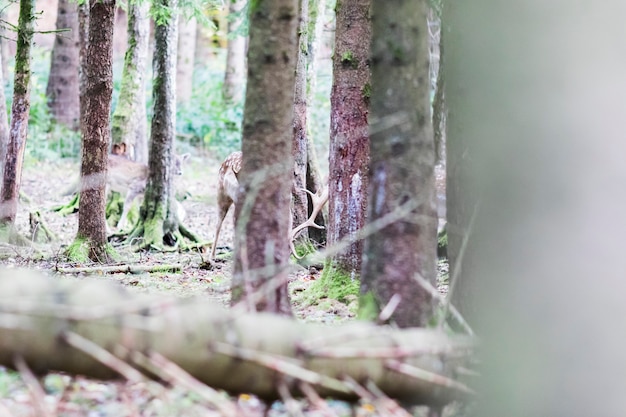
[55,263,183,275]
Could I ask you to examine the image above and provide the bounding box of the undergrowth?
[301,259,360,305]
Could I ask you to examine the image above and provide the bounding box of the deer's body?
[211,151,242,259]
[112,153,189,230]
[62,153,189,231]
[210,151,327,260]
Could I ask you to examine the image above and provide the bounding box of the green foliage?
[357,291,379,322]
[176,61,243,159]
[303,259,360,304]
[0,369,20,397]
[225,0,250,38]
[361,82,371,99]
[64,238,91,263]
[340,50,355,65]
[292,239,317,259]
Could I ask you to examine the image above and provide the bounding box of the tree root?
[52,193,80,216]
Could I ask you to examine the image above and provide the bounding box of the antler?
[290,186,329,258]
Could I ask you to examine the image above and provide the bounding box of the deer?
[62,151,190,231]
[111,153,190,231]
[210,151,328,260]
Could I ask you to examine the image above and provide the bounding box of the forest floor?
[0,155,452,417]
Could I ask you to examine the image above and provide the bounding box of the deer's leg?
[117,182,145,231]
[211,191,233,260]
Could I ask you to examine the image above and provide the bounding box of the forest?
[0,0,624,416]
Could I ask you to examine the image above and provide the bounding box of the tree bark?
[0,32,9,177]
[128,0,180,249]
[328,0,371,275]
[360,0,437,328]
[0,0,35,228]
[291,0,310,240]
[46,0,80,130]
[0,269,473,407]
[222,0,247,104]
[176,15,196,105]
[74,0,116,262]
[111,0,150,163]
[232,0,300,315]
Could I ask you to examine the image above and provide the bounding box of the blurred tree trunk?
[128,0,182,249]
[360,0,437,328]
[291,0,310,240]
[444,1,477,321]
[73,0,116,262]
[111,0,150,163]
[176,15,196,105]
[0,0,35,231]
[328,0,371,274]
[0,36,9,177]
[222,0,247,104]
[232,0,299,315]
[304,0,328,245]
[46,0,80,129]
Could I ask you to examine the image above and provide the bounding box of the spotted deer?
[62,152,190,231]
[210,151,328,260]
[112,153,190,230]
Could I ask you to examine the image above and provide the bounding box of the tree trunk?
[78,0,89,124]
[0,8,9,82]
[291,0,310,240]
[46,0,80,130]
[176,15,196,105]
[232,0,300,315]
[360,0,437,328]
[0,34,9,177]
[304,0,328,245]
[74,0,116,262]
[0,269,473,407]
[128,0,180,249]
[0,0,35,229]
[110,0,150,163]
[328,0,371,275]
[222,0,247,104]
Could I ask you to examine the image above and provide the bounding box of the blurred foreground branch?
[0,269,474,407]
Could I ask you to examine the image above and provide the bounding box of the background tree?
[46,0,80,129]
[232,0,300,314]
[0,38,9,176]
[0,0,35,233]
[304,0,328,245]
[110,0,150,163]
[360,0,437,328]
[327,0,371,275]
[176,15,196,105]
[291,0,310,240]
[72,0,117,262]
[127,0,183,249]
[222,0,247,104]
